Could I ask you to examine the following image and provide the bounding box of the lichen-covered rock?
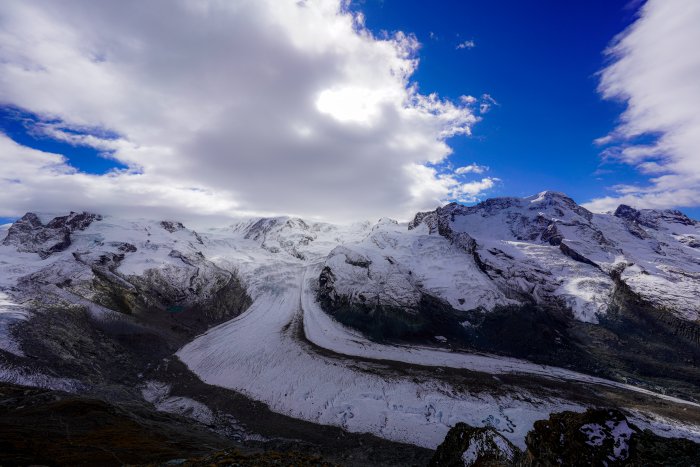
[429,422,520,467]
[430,409,700,467]
[524,408,700,466]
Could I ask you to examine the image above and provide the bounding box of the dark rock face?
[614,205,653,239]
[5,212,42,232]
[160,220,186,232]
[83,246,252,333]
[47,211,101,231]
[407,210,433,230]
[2,211,101,258]
[613,204,640,222]
[115,241,138,253]
[319,266,337,301]
[429,423,519,466]
[524,408,700,466]
[559,241,600,268]
[597,274,700,388]
[680,236,700,248]
[615,204,697,229]
[408,206,484,283]
[319,267,470,342]
[525,409,634,466]
[540,223,563,246]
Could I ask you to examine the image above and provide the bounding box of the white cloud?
[454,163,488,175]
[0,0,493,222]
[405,163,497,207]
[583,184,700,213]
[456,40,476,50]
[585,0,700,212]
[479,93,498,114]
[0,134,242,221]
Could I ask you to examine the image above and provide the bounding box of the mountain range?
[1,191,699,465]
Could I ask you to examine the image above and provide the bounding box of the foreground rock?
[0,383,233,466]
[429,423,519,466]
[525,408,700,466]
[147,449,339,467]
[430,408,700,466]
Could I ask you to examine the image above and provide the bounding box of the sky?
[0,0,698,223]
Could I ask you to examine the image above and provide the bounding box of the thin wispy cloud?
[479,94,498,114]
[585,0,700,213]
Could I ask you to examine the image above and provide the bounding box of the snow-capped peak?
[324,192,700,323]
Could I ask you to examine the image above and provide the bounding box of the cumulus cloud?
[0,134,241,221]
[585,0,700,213]
[454,163,488,175]
[0,0,492,222]
[405,163,497,205]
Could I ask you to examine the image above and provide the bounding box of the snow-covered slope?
[320,218,510,313]
[1,213,238,321]
[320,191,700,324]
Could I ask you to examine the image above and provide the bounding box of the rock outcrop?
[2,211,101,259]
[429,423,519,466]
[525,408,700,466]
[430,409,700,466]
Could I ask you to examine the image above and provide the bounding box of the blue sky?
[353,1,654,204]
[0,0,698,222]
[0,106,126,175]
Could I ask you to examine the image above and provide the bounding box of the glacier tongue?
[178,262,586,450]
